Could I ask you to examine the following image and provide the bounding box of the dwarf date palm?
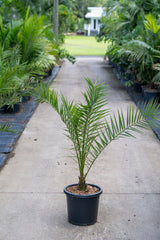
[34,78,160,191]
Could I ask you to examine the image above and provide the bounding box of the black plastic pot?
[21,96,31,103]
[133,82,142,93]
[120,77,129,87]
[142,86,160,102]
[64,183,102,226]
[0,104,21,114]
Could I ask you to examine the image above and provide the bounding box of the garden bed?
[0,66,60,169]
[111,62,160,141]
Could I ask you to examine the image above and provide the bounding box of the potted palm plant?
[34,78,160,226]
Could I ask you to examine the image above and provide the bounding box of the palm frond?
[121,40,160,71]
[152,63,160,83]
[85,101,160,177]
[0,123,16,134]
[152,63,160,71]
[144,14,160,34]
[34,79,160,185]
[18,14,56,68]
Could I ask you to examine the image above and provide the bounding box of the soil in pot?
[66,184,100,195]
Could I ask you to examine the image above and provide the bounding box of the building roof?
[85,7,104,19]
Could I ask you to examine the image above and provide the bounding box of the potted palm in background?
[0,10,76,112]
[34,78,160,226]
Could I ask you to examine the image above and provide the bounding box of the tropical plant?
[118,14,160,87]
[56,48,76,64]
[0,16,22,51]
[0,59,21,108]
[59,4,69,33]
[18,10,57,70]
[98,0,145,44]
[101,10,160,88]
[0,9,58,70]
[0,47,34,109]
[99,0,160,49]
[1,0,106,34]
[0,123,16,133]
[119,40,160,86]
[34,78,160,191]
[152,63,160,86]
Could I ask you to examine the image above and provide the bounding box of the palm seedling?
[34,78,160,191]
[0,123,16,134]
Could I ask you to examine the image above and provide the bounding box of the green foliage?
[56,48,76,64]
[0,123,16,133]
[18,13,57,69]
[1,0,107,34]
[34,79,160,190]
[144,14,160,34]
[0,47,30,108]
[0,2,78,109]
[99,0,160,88]
[120,40,160,84]
[0,6,76,110]
[59,4,69,33]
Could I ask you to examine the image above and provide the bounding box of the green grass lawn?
[63,35,108,56]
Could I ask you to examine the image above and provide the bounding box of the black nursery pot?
[64,183,102,226]
[21,95,31,103]
[0,104,21,114]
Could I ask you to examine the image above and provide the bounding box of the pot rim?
[64,183,103,198]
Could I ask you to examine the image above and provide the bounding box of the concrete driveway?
[0,56,160,240]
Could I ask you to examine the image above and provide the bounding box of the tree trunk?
[78,175,86,191]
[53,0,59,44]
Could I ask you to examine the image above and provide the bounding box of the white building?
[84,7,104,36]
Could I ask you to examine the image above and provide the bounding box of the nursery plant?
[18,10,57,70]
[0,47,30,110]
[120,14,160,88]
[34,78,160,225]
[99,1,160,92]
[0,123,16,133]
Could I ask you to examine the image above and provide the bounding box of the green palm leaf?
[0,123,16,134]
[34,79,160,190]
[144,14,160,34]
[122,40,160,63]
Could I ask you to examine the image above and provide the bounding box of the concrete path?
[0,56,160,240]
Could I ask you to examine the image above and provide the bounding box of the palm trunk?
[53,0,59,44]
[78,175,86,191]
